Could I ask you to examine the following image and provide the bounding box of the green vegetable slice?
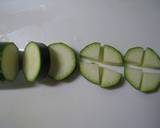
[48,43,76,80]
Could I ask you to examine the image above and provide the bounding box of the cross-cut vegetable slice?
[48,43,76,80]
[140,72,160,92]
[101,67,122,88]
[80,43,123,88]
[124,65,143,89]
[80,62,100,85]
[124,47,144,66]
[80,42,101,61]
[142,48,160,68]
[103,45,123,66]
[0,42,19,81]
[23,41,50,82]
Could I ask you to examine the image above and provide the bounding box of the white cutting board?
[0,0,160,128]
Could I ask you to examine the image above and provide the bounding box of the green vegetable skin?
[23,41,50,82]
[0,42,20,81]
[124,47,160,92]
[80,42,123,88]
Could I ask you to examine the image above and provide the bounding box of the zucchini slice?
[80,62,100,85]
[0,42,19,81]
[80,42,101,61]
[124,65,143,89]
[140,72,160,92]
[142,48,160,68]
[23,41,50,82]
[101,67,122,88]
[80,43,123,88]
[124,47,144,66]
[103,45,123,66]
[48,43,76,80]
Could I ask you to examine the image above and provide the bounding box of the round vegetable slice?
[124,47,144,66]
[0,42,20,81]
[103,45,123,66]
[80,43,123,88]
[48,43,76,80]
[124,47,160,93]
[23,41,50,82]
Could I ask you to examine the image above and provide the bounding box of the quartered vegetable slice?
[80,43,123,88]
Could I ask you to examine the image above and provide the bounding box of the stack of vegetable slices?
[0,41,77,82]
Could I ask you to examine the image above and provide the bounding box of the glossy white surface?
[0,0,160,128]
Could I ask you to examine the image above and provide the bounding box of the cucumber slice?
[101,67,122,88]
[124,47,144,66]
[142,48,160,68]
[80,42,101,61]
[103,45,123,66]
[80,62,100,85]
[23,41,50,82]
[0,42,19,81]
[124,65,142,89]
[48,43,76,80]
[140,72,160,92]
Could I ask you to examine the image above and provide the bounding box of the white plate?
[0,0,160,128]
